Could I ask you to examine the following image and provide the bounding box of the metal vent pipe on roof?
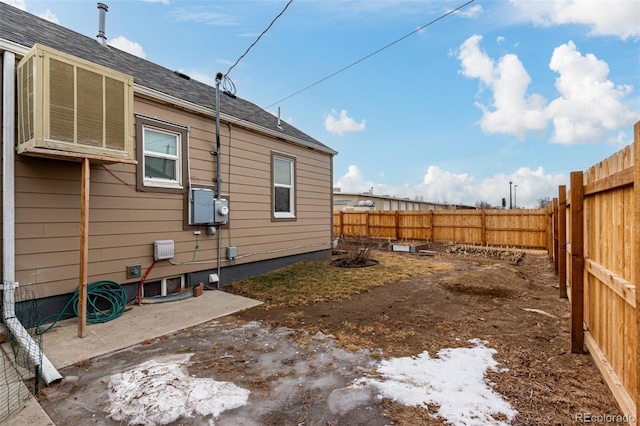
[97,3,108,46]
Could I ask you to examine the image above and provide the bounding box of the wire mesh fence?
[0,283,43,422]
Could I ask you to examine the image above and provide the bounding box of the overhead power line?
[224,0,294,78]
[263,0,476,110]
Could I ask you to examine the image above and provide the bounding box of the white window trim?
[273,155,295,219]
[142,126,182,189]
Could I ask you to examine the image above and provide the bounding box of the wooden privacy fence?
[333,209,547,248]
[551,121,639,423]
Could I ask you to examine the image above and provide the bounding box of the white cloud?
[170,8,237,26]
[606,130,633,148]
[511,0,640,40]
[458,35,548,139]
[417,166,476,204]
[185,70,216,86]
[335,165,373,190]
[38,9,58,24]
[547,41,637,144]
[1,0,25,10]
[457,35,637,144]
[334,164,567,208]
[109,36,147,59]
[1,0,56,23]
[452,4,483,19]
[324,109,366,136]
[477,166,567,208]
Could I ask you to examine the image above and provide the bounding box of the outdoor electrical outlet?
[126,264,142,279]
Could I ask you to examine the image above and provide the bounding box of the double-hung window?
[136,115,188,192]
[272,153,296,219]
[144,127,180,187]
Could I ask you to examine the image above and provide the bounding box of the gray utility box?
[191,188,214,224]
[226,246,237,260]
[214,198,229,224]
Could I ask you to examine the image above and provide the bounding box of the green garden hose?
[36,280,128,335]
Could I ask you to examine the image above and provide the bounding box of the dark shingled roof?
[0,2,335,155]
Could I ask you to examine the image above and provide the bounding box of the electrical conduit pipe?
[2,51,62,384]
[137,260,157,305]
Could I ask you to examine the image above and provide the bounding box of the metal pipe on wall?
[215,72,223,288]
[2,51,62,385]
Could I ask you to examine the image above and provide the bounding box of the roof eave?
[135,84,337,156]
[0,38,30,56]
[0,37,337,157]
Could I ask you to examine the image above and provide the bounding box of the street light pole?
[514,185,518,209]
[509,181,512,209]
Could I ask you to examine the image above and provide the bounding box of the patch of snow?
[357,338,517,426]
[107,353,249,425]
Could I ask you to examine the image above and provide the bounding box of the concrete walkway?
[0,290,262,425]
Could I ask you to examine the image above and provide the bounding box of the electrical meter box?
[214,198,229,224]
[191,188,214,224]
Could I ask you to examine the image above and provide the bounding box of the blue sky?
[5,0,639,208]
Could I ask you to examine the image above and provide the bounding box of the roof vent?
[97,3,108,46]
[277,106,283,130]
[173,70,191,80]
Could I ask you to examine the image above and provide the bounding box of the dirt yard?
[38,246,625,425]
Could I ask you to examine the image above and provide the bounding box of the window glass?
[136,116,187,193]
[145,156,176,180]
[273,155,295,219]
[144,128,177,155]
[274,158,291,185]
[143,127,180,187]
[274,186,291,212]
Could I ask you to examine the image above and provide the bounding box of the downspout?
[215,73,222,289]
[2,51,62,385]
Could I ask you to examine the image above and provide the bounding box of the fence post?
[547,202,553,258]
[558,186,567,299]
[395,210,400,240]
[430,210,434,241]
[570,171,585,354]
[553,197,559,274]
[365,211,370,239]
[634,121,640,420]
[339,211,344,237]
[481,210,487,246]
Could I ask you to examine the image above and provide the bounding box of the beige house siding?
[11,93,333,299]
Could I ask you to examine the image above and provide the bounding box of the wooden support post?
[553,197,559,274]
[570,171,584,353]
[78,158,90,338]
[558,185,567,298]
[395,211,400,240]
[634,121,640,421]
[339,211,344,237]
